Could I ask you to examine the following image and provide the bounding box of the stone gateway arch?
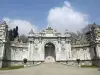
[28,25,72,62]
[44,42,56,62]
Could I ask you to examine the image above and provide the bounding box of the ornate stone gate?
[28,25,72,62]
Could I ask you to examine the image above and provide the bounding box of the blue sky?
[0,0,100,35]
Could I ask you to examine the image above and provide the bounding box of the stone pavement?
[0,63,100,75]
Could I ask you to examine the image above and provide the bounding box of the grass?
[81,65,99,68]
[0,65,24,70]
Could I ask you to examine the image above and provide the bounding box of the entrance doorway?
[44,42,56,62]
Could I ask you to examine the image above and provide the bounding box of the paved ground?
[0,63,100,75]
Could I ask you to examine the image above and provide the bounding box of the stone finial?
[65,29,68,32]
[47,24,50,28]
[29,29,34,34]
[92,22,97,29]
[65,29,69,34]
[93,22,96,25]
[46,25,52,30]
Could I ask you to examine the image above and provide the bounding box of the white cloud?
[3,18,38,35]
[48,1,88,33]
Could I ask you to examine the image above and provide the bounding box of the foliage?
[70,31,88,45]
[8,26,19,41]
[70,24,98,45]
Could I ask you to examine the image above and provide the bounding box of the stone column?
[96,44,100,58]
[0,44,5,68]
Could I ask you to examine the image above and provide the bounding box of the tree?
[70,30,88,44]
[9,29,13,41]
[15,26,19,38]
[8,26,19,41]
[12,28,16,40]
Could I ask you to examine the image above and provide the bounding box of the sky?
[0,0,100,35]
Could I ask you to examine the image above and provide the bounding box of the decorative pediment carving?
[40,25,56,34]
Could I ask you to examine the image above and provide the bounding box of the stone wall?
[70,44,100,66]
[10,42,28,61]
[4,42,100,67]
[71,44,94,60]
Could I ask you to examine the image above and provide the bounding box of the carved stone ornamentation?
[1,22,99,67]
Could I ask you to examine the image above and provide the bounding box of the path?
[0,63,100,75]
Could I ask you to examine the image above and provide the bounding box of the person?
[23,58,27,67]
[76,59,81,68]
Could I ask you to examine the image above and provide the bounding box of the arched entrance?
[44,42,56,62]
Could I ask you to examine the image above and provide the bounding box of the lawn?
[81,65,99,68]
[0,65,24,70]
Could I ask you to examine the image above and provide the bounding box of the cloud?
[48,1,88,33]
[3,18,38,35]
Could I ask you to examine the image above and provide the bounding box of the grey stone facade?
[0,22,100,68]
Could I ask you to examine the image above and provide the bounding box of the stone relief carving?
[80,49,84,54]
[33,39,40,52]
[34,44,39,52]
[34,39,39,44]
[72,49,77,58]
[33,45,38,54]
[34,47,38,51]
[61,43,65,52]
